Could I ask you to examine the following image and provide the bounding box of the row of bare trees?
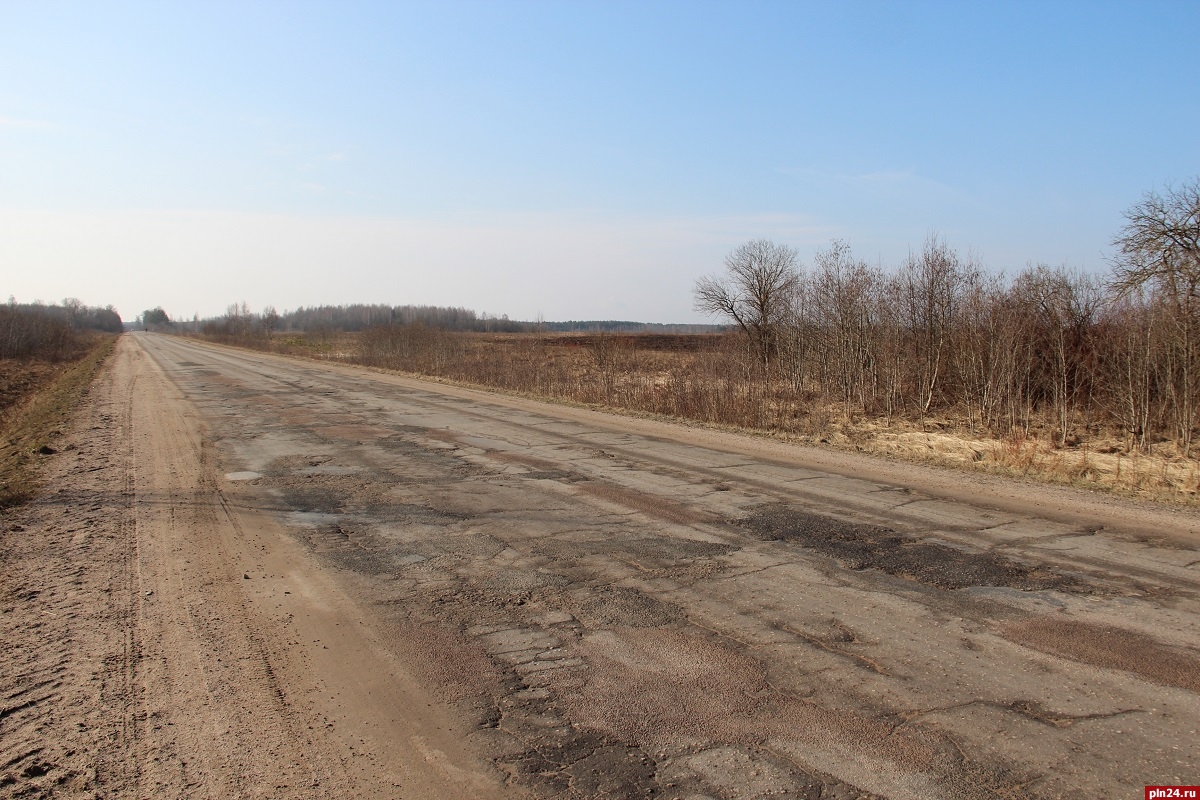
[0,299,122,360]
[696,180,1200,455]
[190,303,280,340]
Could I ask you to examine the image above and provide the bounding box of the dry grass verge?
[0,335,117,508]
[857,424,1200,503]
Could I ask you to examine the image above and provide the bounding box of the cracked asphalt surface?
[5,332,1198,799]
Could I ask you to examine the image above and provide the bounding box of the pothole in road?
[1002,616,1200,692]
[578,587,683,628]
[296,464,362,476]
[519,469,588,483]
[279,486,347,514]
[479,569,570,593]
[376,433,489,480]
[741,504,1089,592]
[658,745,837,800]
[499,733,659,799]
[533,535,735,572]
[360,501,468,525]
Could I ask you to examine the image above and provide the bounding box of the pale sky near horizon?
[2,1,1198,324]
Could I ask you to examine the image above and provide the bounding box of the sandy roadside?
[0,335,514,799]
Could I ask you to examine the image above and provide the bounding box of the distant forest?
[161,303,720,335]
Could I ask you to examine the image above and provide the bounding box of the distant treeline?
[179,303,712,336]
[542,321,725,333]
[281,304,511,332]
[1,299,123,360]
[178,303,527,335]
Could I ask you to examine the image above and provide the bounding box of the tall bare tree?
[899,234,963,413]
[1017,265,1101,445]
[694,239,800,381]
[1111,178,1200,455]
[261,305,281,336]
[809,240,879,417]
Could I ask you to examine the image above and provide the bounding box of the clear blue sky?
[2,1,1197,323]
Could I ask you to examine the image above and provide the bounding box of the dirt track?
[3,333,1198,799]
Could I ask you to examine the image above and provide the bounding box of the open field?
[3,332,1198,798]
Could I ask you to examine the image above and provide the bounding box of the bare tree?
[809,240,880,417]
[1017,265,1102,445]
[1111,178,1200,454]
[693,239,800,381]
[224,302,253,338]
[899,234,963,413]
[261,305,281,336]
[1101,289,1156,451]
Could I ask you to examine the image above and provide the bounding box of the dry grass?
[830,421,1200,503]
[0,335,117,508]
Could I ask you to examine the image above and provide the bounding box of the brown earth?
[2,332,1199,799]
[0,359,66,416]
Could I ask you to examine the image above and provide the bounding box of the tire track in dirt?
[0,343,140,798]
